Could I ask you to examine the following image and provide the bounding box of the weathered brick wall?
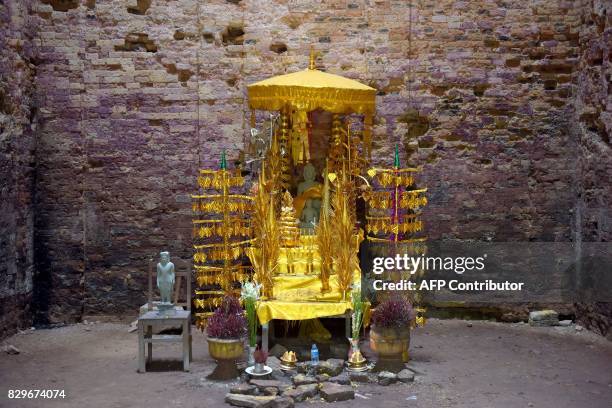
[575,0,610,242]
[26,0,606,322]
[573,0,611,338]
[32,1,88,324]
[0,0,37,338]
[393,0,580,242]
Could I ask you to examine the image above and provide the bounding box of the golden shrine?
[192,49,428,337]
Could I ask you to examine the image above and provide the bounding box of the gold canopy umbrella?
[247,64,376,114]
[247,50,376,158]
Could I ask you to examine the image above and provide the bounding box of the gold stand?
[192,155,253,329]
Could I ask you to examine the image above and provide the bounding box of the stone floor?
[1,319,611,408]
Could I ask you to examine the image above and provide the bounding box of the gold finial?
[309,46,316,70]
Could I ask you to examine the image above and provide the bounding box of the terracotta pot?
[206,337,244,361]
[369,325,410,358]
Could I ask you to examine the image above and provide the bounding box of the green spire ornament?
[394,144,400,168]
[220,150,227,170]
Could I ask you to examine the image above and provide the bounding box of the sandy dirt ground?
[1,319,611,408]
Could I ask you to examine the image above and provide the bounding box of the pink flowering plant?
[371,297,415,329]
[206,296,247,339]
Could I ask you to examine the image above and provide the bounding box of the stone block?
[268,344,287,358]
[225,393,276,408]
[263,387,278,396]
[281,384,318,402]
[315,374,329,383]
[230,384,258,395]
[329,372,351,385]
[397,368,415,383]
[291,374,317,386]
[529,310,559,327]
[271,397,294,408]
[318,358,344,377]
[377,371,397,386]
[319,383,355,402]
[271,397,295,408]
[249,379,284,391]
[349,371,372,383]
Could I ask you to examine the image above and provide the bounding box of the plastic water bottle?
[311,344,319,366]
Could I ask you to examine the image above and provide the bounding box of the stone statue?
[294,163,322,221]
[300,199,318,232]
[297,163,319,196]
[156,251,175,305]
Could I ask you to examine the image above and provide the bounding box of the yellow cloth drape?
[256,300,352,325]
[256,263,362,324]
[298,318,332,342]
[271,272,359,301]
[256,300,371,327]
[293,185,322,218]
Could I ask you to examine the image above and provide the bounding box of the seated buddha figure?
[299,199,318,232]
[294,163,322,224]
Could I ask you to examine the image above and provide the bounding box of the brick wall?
[0,0,37,338]
[9,0,607,324]
[573,0,611,338]
[575,0,610,242]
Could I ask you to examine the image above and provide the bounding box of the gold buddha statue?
[279,191,300,248]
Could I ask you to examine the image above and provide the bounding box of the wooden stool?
[138,309,192,373]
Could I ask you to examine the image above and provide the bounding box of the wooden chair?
[138,256,192,373]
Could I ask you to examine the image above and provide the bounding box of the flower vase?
[248,345,256,367]
[349,337,360,358]
[254,362,264,374]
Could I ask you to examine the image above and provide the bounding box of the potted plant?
[369,297,415,372]
[206,296,247,380]
[253,347,268,374]
[240,281,261,366]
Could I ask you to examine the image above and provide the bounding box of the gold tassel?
[316,166,333,293]
[331,168,360,297]
[364,113,372,160]
[249,172,280,299]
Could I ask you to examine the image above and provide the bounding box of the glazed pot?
[206,337,245,361]
[369,325,410,358]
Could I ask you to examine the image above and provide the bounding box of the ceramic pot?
[206,337,244,361]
